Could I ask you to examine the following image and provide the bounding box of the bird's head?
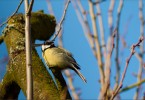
[41,41,55,52]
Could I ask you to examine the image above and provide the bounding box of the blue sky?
[0,0,145,99]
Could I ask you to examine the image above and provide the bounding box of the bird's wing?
[50,47,81,69]
[58,47,77,61]
[58,47,81,69]
[58,47,73,57]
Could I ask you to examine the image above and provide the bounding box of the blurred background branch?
[134,0,145,99]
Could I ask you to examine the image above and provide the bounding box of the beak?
[33,44,43,47]
[44,41,54,45]
[33,40,54,48]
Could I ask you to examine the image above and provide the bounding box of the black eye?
[45,41,54,45]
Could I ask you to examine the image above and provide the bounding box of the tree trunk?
[0,11,65,100]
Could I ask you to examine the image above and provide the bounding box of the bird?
[41,41,87,83]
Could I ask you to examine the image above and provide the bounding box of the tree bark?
[0,11,62,100]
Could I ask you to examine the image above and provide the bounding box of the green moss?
[30,12,56,40]
[0,12,60,100]
[7,12,56,41]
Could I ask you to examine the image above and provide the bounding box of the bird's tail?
[71,64,87,83]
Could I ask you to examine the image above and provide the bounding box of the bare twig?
[120,79,145,93]
[102,29,117,99]
[73,0,105,98]
[95,1,106,57]
[51,0,71,41]
[88,0,104,88]
[134,55,144,99]
[106,2,115,89]
[27,0,34,14]
[0,0,24,27]
[47,0,55,15]
[76,0,86,17]
[93,0,106,5]
[111,36,144,100]
[108,0,115,35]
[106,0,116,93]
[24,0,33,99]
[134,0,144,99]
[114,0,123,92]
[64,70,80,99]
[74,0,97,58]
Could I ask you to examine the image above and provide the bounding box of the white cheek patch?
[42,45,51,52]
[45,45,51,48]
[41,45,45,51]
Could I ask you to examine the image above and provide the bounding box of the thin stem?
[93,0,106,5]
[108,0,115,35]
[102,29,117,99]
[88,0,104,87]
[114,0,123,92]
[47,0,55,15]
[51,0,70,41]
[95,1,106,57]
[0,0,24,27]
[134,0,144,99]
[111,36,144,100]
[24,0,33,99]
[64,70,80,99]
[120,79,145,93]
[27,0,34,14]
[74,0,97,58]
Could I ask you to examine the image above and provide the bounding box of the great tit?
[41,41,87,83]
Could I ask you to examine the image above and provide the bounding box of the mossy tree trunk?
[0,11,71,100]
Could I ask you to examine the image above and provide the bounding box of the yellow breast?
[43,48,71,69]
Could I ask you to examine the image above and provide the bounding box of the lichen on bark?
[0,11,62,100]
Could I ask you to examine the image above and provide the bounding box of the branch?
[120,79,145,93]
[102,29,117,98]
[114,0,123,93]
[64,70,80,99]
[27,0,34,15]
[111,36,144,100]
[134,0,144,99]
[88,0,104,88]
[108,0,115,35]
[0,12,60,100]
[51,0,71,41]
[46,0,55,15]
[0,0,24,27]
[24,0,33,99]
[95,1,106,57]
[105,2,115,93]
[93,0,106,5]
[73,0,97,58]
